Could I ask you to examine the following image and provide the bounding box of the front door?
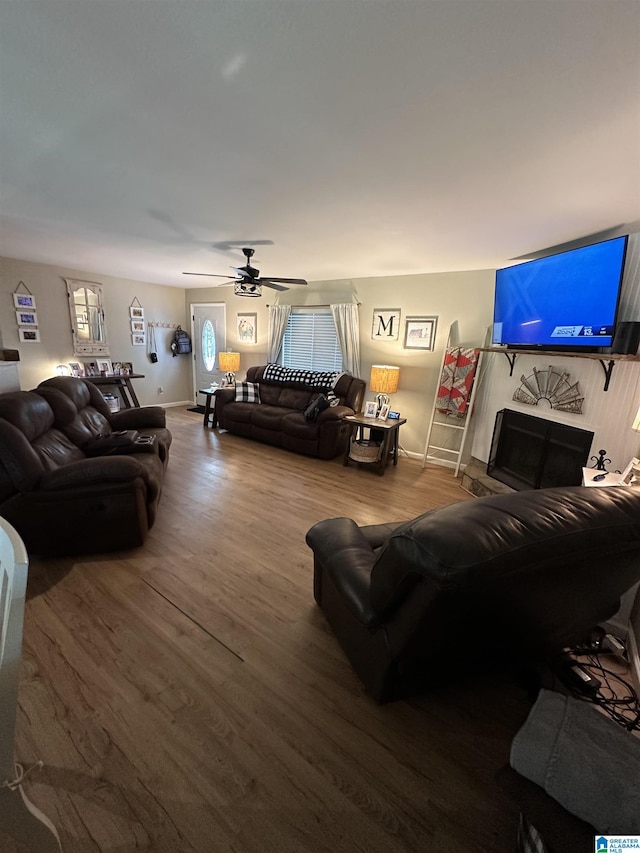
[190,303,226,404]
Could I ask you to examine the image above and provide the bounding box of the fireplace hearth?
[487,409,593,491]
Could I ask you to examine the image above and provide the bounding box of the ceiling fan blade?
[259,277,308,285]
[183,272,236,278]
[262,281,290,292]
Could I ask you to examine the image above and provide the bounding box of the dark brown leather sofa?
[0,376,172,556]
[306,486,640,703]
[213,365,366,459]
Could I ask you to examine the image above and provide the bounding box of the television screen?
[492,236,628,350]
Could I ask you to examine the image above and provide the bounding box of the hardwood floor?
[10,408,533,852]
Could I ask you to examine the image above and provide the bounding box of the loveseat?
[306,486,640,703]
[0,376,172,556]
[213,364,366,459]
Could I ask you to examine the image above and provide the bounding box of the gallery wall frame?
[403,316,438,351]
[13,293,36,310]
[18,328,40,343]
[15,310,38,326]
[372,308,401,341]
[237,312,257,345]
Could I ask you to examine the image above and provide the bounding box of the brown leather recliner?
[306,486,640,703]
[0,377,172,556]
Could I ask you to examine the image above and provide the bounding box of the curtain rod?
[266,302,361,308]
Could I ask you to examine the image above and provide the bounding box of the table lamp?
[369,365,400,413]
[55,364,70,376]
[219,352,240,385]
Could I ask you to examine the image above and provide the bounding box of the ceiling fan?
[183,247,308,297]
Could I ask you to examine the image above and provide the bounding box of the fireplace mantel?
[478,347,640,391]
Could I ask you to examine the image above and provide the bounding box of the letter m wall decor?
[372,309,401,341]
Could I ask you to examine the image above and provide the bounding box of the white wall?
[186,268,495,456]
[471,233,640,474]
[0,257,192,406]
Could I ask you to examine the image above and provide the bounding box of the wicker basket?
[349,438,381,463]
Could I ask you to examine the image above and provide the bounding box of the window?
[201,319,216,371]
[281,309,342,371]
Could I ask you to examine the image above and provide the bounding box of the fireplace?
[487,409,593,491]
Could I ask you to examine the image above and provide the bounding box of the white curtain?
[267,304,291,363]
[331,302,361,377]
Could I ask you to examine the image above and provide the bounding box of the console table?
[85,373,145,408]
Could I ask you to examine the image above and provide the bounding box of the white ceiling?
[1,1,639,289]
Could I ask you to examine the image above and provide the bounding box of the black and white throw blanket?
[263,364,340,389]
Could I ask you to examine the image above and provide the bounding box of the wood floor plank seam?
[139,576,245,663]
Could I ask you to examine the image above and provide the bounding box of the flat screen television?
[492,235,628,351]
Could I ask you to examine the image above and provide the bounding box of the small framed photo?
[13,293,36,310]
[120,361,133,375]
[112,361,122,375]
[97,359,113,375]
[68,361,83,376]
[130,306,144,320]
[131,320,145,333]
[364,401,377,418]
[377,403,391,420]
[237,312,257,345]
[84,361,98,377]
[16,310,38,326]
[403,316,438,351]
[132,333,145,346]
[18,328,40,343]
[620,457,640,487]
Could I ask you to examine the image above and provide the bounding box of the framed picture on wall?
[132,333,145,346]
[130,306,144,320]
[403,316,438,351]
[372,308,401,341]
[18,328,40,343]
[237,312,257,345]
[13,293,36,310]
[131,320,145,333]
[15,310,38,326]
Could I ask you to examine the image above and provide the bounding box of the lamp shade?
[219,352,240,373]
[55,364,70,376]
[369,365,400,395]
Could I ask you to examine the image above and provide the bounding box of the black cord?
[556,645,640,731]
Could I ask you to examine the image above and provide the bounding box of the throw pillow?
[235,382,261,404]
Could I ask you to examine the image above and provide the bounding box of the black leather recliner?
[306,486,640,703]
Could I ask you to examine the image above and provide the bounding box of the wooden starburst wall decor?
[512,366,584,414]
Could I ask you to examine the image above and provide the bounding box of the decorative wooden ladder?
[0,517,62,852]
[422,322,487,476]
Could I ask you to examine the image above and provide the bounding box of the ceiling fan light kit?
[234,282,262,298]
[183,247,308,297]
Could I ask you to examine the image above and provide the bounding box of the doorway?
[190,303,226,404]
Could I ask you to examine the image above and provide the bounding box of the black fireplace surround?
[488,409,593,491]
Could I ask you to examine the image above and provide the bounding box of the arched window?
[201,319,216,371]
